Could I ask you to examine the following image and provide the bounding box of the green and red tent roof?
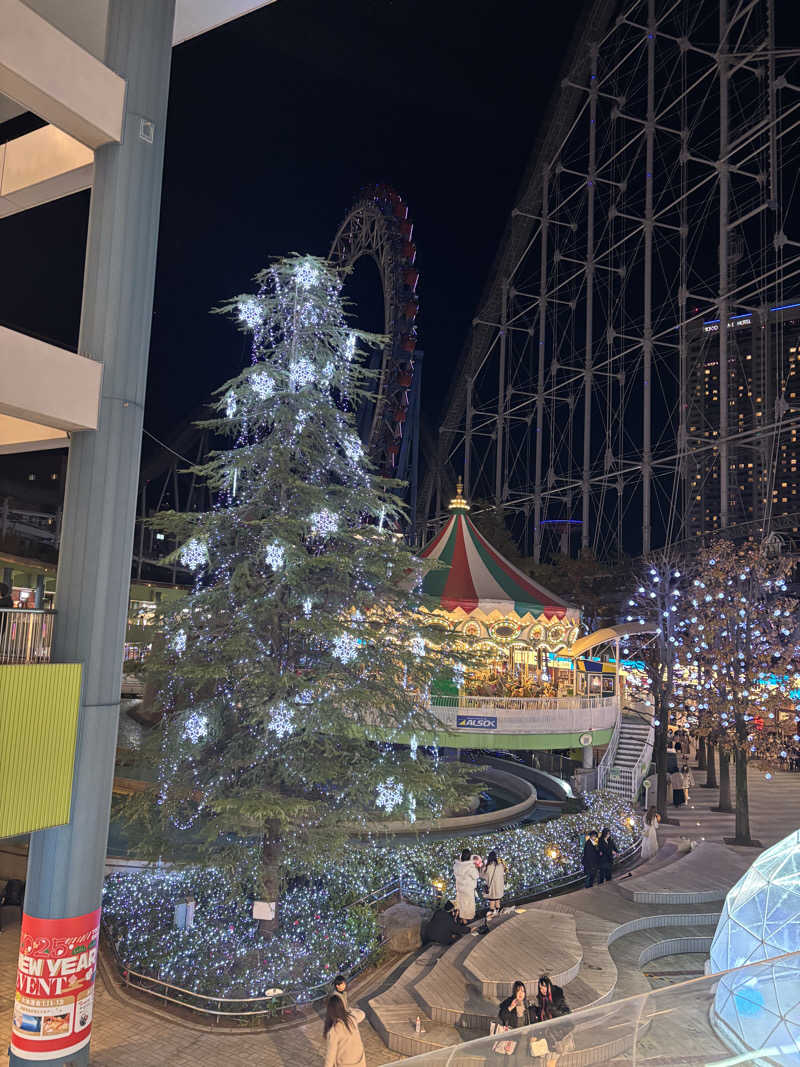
[420,485,577,621]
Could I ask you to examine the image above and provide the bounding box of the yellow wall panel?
[0,663,81,838]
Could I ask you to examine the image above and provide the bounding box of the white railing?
[595,711,622,790]
[0,609,55,663]
[428,694,619,735]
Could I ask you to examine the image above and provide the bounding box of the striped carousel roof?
[420,483,577,620]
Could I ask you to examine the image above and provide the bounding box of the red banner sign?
[11,909,101,1061]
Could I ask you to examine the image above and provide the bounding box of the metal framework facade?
[425,0,800,559]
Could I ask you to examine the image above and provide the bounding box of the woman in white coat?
[641,806,660,861]
[453,848,480,922]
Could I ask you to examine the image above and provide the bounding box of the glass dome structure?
[709,829,800,1064]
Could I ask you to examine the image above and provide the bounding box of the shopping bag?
[492,1038,518,1054]
[529,1036,549,1055]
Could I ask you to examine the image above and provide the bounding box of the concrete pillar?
[34,573,44,609]
[582,743,594,770]
[10,4,174,1065]
[2,565,12,588]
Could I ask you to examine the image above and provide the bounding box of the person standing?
[641,806,660,860]
[582,831,600,888]
[671,765,685,806]
[596,827,618,883]
[453,849,480,923]
[681,762,695,802]
[482,850,506,919]
[323,994,366,1067]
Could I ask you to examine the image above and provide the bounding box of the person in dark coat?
[424,901,465,945]
[596,827,619,884]
[498,980,533,1029]
[582,830,600,888]
[532,975,570,1022]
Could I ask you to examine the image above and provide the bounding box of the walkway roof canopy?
[565,622,657,660]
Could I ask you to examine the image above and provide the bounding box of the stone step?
[367,945,484,1058]
[414,929,500,1029]
[464,908,583,1000]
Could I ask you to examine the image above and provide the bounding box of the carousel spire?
[449,476,470,512]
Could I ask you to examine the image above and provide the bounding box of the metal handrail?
[0,608,56,663]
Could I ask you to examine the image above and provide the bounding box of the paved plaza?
[1,768,798,1067]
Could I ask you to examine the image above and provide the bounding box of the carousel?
[421,482,581,698]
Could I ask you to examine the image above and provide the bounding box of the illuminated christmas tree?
[125,255,469,928]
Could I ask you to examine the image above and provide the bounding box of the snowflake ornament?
[182,711,209,744]
[225,392,237,418]
[180,538,208,571]
[238,297,263,329]
[295,260,319,290]
[172,629,187,655]
[290,358,316,389]
[376,777,404,813]
[310,509,339,537]
[251,370,275,400]
[268,702,295,739]
[332,633,359,664]
[265,541,285,570]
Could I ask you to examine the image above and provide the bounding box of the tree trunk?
[259,826,282,938]
[703,739,718,788]
[733,747,754,844]
[654,715,669,818]
[697,735,707,771]
[717,747,733,811]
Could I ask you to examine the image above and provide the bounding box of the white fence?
[428,694,619,735]
[0,609,55,663]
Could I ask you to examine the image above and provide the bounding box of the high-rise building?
[685,302,800,541]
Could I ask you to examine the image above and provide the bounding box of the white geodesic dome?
[709,829,800,1063]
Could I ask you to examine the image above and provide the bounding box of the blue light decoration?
[709,829,800,1064]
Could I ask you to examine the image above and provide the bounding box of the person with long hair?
[482,849,506,918]
[498,980,533,1028]
[596,827,619,884]
[532,975,570,1021]
[641,805,661,861]
[323,993,366,1067]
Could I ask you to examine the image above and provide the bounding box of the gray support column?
[2,565,12,588]
[11,3,174,1065]
[34,574,44,610]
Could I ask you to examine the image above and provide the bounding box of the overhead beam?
[0,0,124,149]
[0,125,93,217]
[0,326,102,441]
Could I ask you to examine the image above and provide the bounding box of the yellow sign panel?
[0,664,82,839]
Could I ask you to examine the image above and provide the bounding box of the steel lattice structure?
[423,0,800,560]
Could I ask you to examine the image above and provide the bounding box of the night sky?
[0,0,585,449]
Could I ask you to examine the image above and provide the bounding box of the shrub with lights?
[104,791,637,1001]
